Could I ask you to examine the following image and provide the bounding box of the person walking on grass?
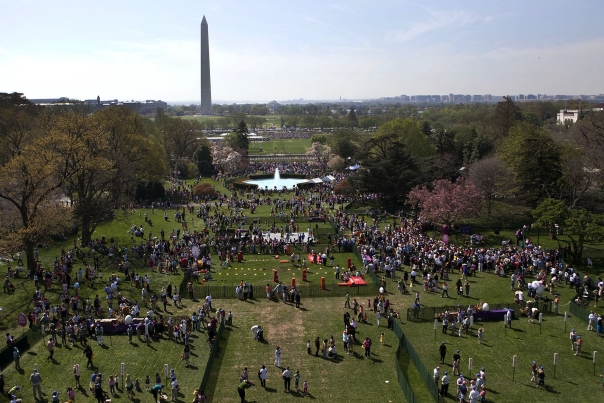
[30,369,43,400]
[439,341,447,363]
[13,347,21,370]
[237,380,249,402]
[440,371,450,397]
[258,365,267,387]
[574,336,583,356]
[282,367,292,392]
[46,338,55,360]
[274,346,282,367]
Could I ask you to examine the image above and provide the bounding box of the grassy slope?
[2,184,604,402]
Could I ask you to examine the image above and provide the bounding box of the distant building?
[266,100,281,114]
[557,109,580,124]
[593,103,604,112]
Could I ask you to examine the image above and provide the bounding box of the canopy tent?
[346,164,361,171]
[309,178,323,183]
[322,175,336,182]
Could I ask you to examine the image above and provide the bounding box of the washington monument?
[200,16,212,115]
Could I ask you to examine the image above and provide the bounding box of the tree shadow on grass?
[205,324,231,402]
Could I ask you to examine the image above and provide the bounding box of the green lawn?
[2,182,604,402]
[181,114,283,129]
[0,318,209,403]
[403,314,603,403]
[247,138,312,155]
[205,298,406,403]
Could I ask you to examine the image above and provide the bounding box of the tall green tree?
[194,143,214,176]
[498,122,562,206]
[492,96,522,140]
[224,120,249,151]
[533,198,604,264]
[329,129,359,160]
[352,133,423,203]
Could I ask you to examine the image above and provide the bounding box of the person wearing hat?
[530,361,538,384]
[170,376,179,401]
[29,368,43,400]
[433,366,440,385]
[440,371,450,397]
[456,375,464,399]
[458,380,468,402]
[475,373,484,390]
[574,335,583,356]
[237,379,250,403]
[51,390,60,403]
[569,329,577,350]
[151,383,164,403]
[452,350,461,376]
[536,366,546,388]
[469,384,480,403]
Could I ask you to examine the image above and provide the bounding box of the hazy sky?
[2,0,603,103]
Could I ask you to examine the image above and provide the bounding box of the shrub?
[194,183,219,200]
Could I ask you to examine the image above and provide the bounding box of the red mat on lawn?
[307,254,321,264]
[338,276,367,286]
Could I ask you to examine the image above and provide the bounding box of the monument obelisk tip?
[200,15,212,115]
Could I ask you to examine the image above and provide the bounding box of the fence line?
[406,300,556,322]
[569,301,590,323]
[395,343,418,403]
[199,320,225,393]
[0,329,42,371]
[192,282,380,300]
[392,320,439,403]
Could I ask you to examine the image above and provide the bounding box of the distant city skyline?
[2,1,604,102]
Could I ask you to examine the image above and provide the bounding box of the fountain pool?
[243,168,308,190]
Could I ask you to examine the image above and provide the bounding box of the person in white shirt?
[170,377,179,401]
[588,311,597,331]
[468,385,480,403]
[258,365,267,387]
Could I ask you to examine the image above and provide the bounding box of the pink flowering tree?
[407,178,483,227]
[211,143,241,174]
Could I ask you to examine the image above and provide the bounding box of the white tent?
[309,178,323,183]
[322,175,336,182]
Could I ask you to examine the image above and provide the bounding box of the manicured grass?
[0,319,210,403]
[204,297,406,403]
[247,138,312,155]
[2,181,604,403]
[403,314,604,403]
[181,115,283,129]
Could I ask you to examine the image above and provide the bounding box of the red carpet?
[338,276,368,286]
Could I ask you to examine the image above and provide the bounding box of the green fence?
[193,282,380,300]
[395,343,418,403]
[407,301,554,322]
[0,328,43,370]
[392,321,439,403]
[393,322,439,403]
[569,301,591,323]
[199,320,225,393]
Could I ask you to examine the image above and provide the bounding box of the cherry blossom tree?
[211,143,241,173]
[407,178,483,227]
[305,142,331,169]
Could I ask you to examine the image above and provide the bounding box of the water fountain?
[243,168,308,190]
